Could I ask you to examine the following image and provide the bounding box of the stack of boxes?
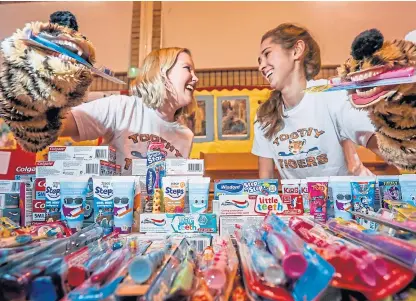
[131,158,218,234]
[36,146,119,177]
[216,179,306,235]
[33,146,119,225]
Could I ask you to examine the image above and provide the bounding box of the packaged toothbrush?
[329,176,353,221]
[300,179,310,214]
[258,214,335,301]
[378,175,402,208]
[351,177,377,229]
[289,216,415,300]
[188,177,210,214]
[112,176,135,234]
[307,177,329,222]
[146,147,166,213]
[399,175,416,207]
[60,176,89,233]
[327,218,416,273]
[92,176,114,230]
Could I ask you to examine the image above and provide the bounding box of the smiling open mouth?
[347,66,414,107]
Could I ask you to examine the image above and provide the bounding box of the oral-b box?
[139,213,217,233]
[214,179,279,199]
[219,194,304,216]
[48,146,116,163]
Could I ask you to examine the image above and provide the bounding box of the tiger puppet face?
[338,29,416,171]
[0,21,96,152]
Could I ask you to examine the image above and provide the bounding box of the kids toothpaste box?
[214,179,279,199]
[139,213,217,233]
[219,194,304,216]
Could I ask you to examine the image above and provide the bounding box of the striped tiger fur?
[0,21,96,152]
[338,29,416,171]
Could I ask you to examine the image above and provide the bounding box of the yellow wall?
[190,88,271,158]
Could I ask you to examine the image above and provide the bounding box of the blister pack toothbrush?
[289,216,414,300]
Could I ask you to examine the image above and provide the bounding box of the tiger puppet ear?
[338,29,416,172]
[0,16,96,153]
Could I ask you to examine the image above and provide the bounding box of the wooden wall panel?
[89,65,339,91]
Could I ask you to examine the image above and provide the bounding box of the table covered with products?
[0,145,415,301]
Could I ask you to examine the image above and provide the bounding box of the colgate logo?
[36,179,46,188]
[36,161,54,166]
[49,147,66,151]
[34,201,45,209]
[16,166,35,173]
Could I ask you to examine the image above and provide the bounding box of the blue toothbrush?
[21,30,126,85]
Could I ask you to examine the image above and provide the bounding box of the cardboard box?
[48,146,116,163]
[139,213,217,233]
[219,194,304,216]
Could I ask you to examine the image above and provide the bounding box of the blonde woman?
[62,47,199,175]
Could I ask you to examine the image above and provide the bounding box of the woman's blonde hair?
[256,23,321,139]
[131,47,196,120]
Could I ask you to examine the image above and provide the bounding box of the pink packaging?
[307,177,329,222]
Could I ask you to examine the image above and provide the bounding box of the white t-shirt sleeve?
[328,91,376,147]
[251,120,275,158]
[71,95,124,142]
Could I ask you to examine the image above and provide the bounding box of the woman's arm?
[341,139,375,176]
[258,156,276,179]
[60,111,80,139]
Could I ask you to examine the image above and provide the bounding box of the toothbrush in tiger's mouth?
[20,30,126,85]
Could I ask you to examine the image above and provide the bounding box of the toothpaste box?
[219,194,304,216]
[219,215,265,235]
[14,165,36,182]
[36,160,115,177]
[214,179,279,200]
[0,208,21,225]
[0,180,21,208]
[0,180,32,226]
[132,159,204,176]
[48,146,116,164]
[139,213,217,233]
[165,159,204,176]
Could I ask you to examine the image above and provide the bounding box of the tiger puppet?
[338,29,416,171]
[0,13,95,153]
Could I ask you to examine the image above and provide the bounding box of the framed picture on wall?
[185,95,214,143]
[217,96,250,140]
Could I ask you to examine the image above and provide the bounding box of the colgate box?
[219,194,304,216]
[213,179,279,199]
[139,213,217,233]
[14,165,36,181]
[47,145,116,164]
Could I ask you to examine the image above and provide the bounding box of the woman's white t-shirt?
[71,95,194,175]
[252,80,376,179]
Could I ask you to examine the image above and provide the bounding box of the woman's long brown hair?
[256,23,321,139]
